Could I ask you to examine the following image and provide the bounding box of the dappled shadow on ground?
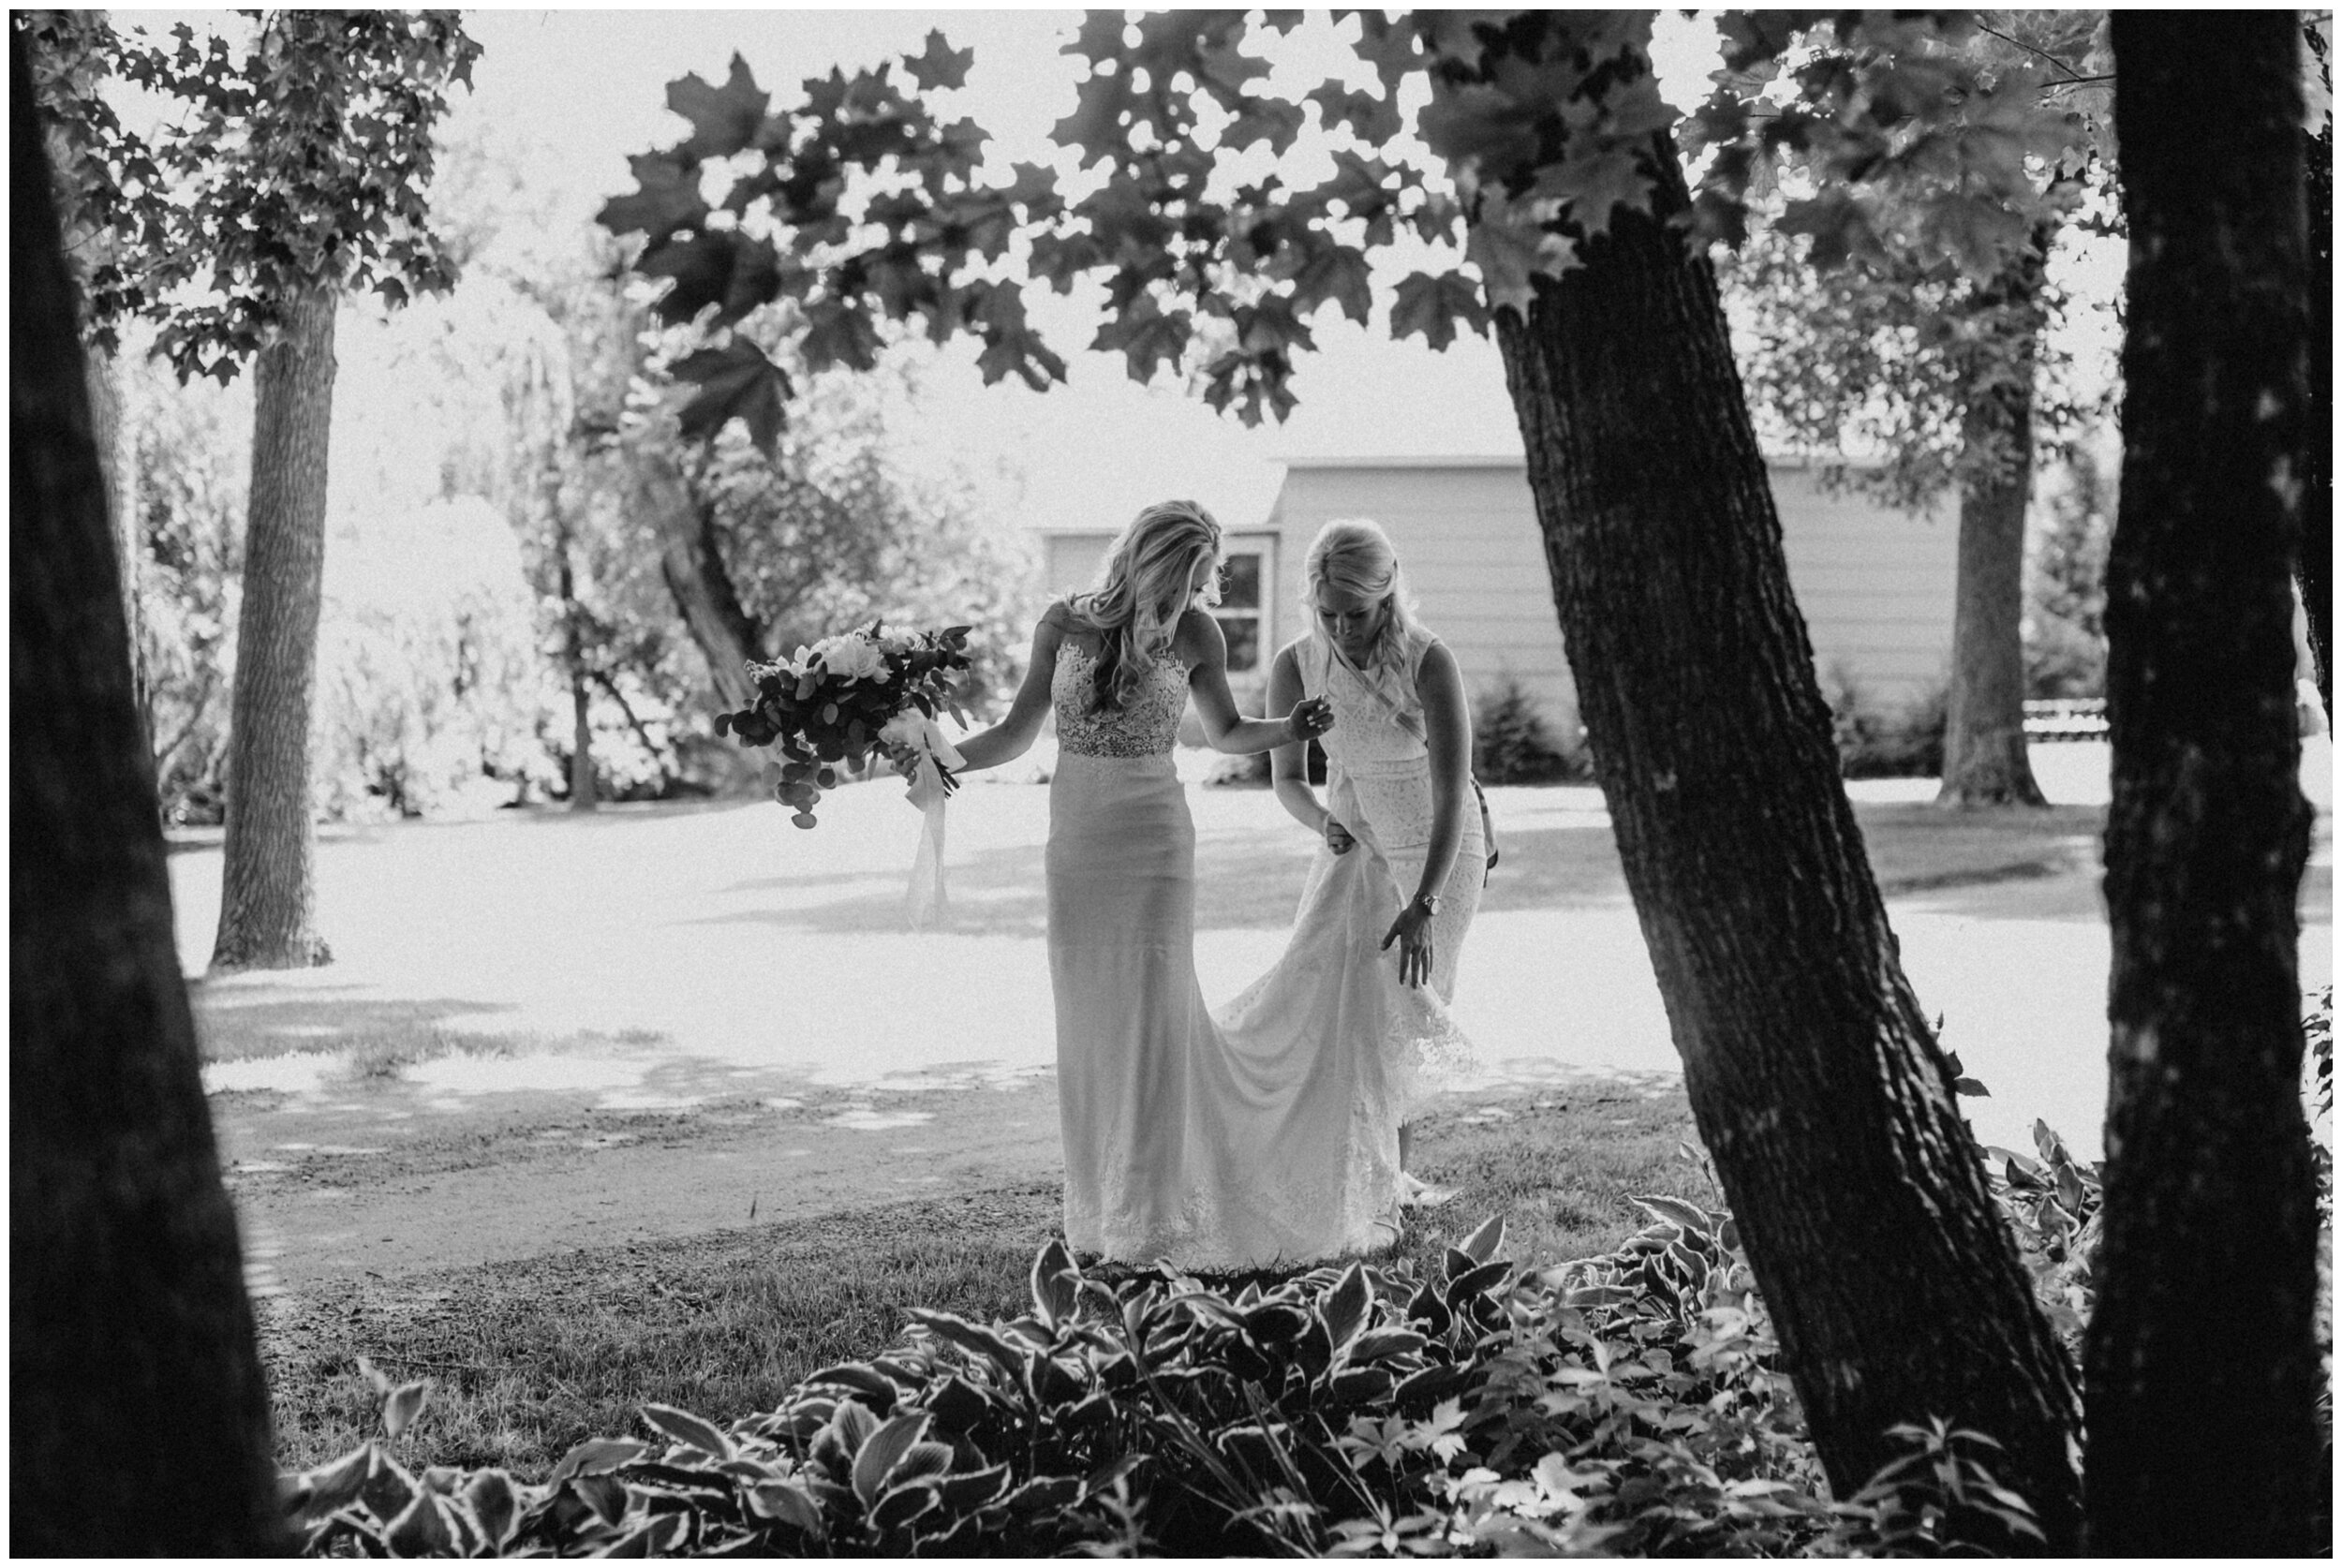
[191,991,521,1063]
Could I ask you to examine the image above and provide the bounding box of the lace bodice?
[1313,629,1435,778]
[1053,640,1190,758]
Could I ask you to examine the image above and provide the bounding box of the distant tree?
[2021,449,2112,701]
[26,10,479,969]
[2087,13,2323,1553]
[1708,11,2112,806]
[600,15,2088,1537]
[10,27,281,1551]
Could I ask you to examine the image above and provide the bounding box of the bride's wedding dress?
[1047,629,1478,1273]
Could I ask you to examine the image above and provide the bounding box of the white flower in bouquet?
[818,634,888,683]
[879,628,920,656]
[876,709,928,752]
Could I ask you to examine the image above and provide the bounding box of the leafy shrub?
[285,1188,2055,1558]
[1474,676,1589,785]
[1823,663,1947,779]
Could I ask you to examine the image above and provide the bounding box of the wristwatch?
[1414,891,1441,917]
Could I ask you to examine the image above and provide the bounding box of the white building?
[1032,454,1956,744]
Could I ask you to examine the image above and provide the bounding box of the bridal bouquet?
[717,621,973,827]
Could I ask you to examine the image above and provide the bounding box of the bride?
[940,499,1366,1270]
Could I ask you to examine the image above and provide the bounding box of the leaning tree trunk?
[210,281,336,971]
[631,440,764,710]
[1490,140,2083,1548]
[1937,244,2050,807]
[2085,15,2322,1556]
[555,515,598,811]
[2302,15,2333,713]
[10,33,283,1551]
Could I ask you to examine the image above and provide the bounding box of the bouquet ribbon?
[902,718,966,930]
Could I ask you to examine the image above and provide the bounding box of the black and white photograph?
[13,7,2334,1557]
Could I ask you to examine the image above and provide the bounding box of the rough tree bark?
[210,281,336,970]
[1491,141,2083,1546]
[1938,241,2050,807]
[10,31,283,1550]
[2085,15,2322,1555]
[631,439,765,709]
[2303,15,2333,712]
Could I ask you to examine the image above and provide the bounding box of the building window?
[1214,540,1270,673]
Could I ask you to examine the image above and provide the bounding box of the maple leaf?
[1219,96,1307,157]
[905,29,972,92]
[800,299,883,374]
[671,339,792,453]
[1389,270,1490,351]
[1285,240,1374,327]
[595,151,706,240]
[1418,80,1542,173]
[970,281,1068,391]
[1348,11,1426,90]
[1463,191,1578,316]
[1531,141,1657,241]
[667,54,768,161]
[1090,300,1193,383]
[1305,78,1397,142]
[1052,67,1137,169]
[637,229,747,325]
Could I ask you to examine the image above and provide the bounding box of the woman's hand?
[1285,696,1335,743]
[1381,899,1434,988]
[1323,815,1356,855]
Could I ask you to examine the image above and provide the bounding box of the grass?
[259,1083,1705,1478]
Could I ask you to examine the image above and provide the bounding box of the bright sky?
[420,7,1734,536]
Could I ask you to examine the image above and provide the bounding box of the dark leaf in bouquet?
[815,767,837,790]
[821,703,840,725]
[816,737,846,762]
[714,711,734,737]
[912,692,934,718]
[793,811,819,829]
[847,718,868,746]
[780,760,810,783]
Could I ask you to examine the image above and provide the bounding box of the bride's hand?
[1323,816,1356,855]
[1381,902,1433,988]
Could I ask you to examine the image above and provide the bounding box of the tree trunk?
[10,34,284,1551]
[1490,139,2082,1547]
[2302,16,2333,713]
[210,282,336,971]
[632,440,764,709]
[557,521,598,811]
[2085,16,2322,1555]
[1937,247,2049,807]
[84,349,147,740]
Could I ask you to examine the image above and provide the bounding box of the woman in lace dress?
[1245,518,1484,1202]
[940,500,1351,1269]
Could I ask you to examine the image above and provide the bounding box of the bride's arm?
[1409,642,1474,905]
[948,609,1066,773]
[1178,611,1327,755]
[1267,643,1336,835]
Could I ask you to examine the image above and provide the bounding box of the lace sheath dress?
[1046,633,1412,1269]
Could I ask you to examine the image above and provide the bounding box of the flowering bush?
[716,622,972,825]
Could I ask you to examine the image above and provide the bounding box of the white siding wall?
[1267,463,1582,741]
[1259,459,1957,745]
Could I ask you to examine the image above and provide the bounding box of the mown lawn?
[260,1082,1706,1476]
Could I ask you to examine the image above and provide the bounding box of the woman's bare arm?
[947,608,1067,772]
[1177,610,1323,755]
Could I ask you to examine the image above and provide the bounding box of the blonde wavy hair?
[1068,499,1223,709]
[1304,517,1425,695]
